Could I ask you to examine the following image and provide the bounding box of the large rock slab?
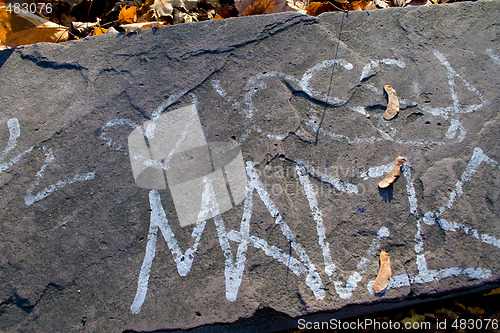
[1,1,499,331]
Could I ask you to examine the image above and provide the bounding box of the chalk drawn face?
[210,50,485,151]
[128,103,246,227]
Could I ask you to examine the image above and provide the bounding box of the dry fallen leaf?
[435,307,461,319]
[383,84,399,120]
[401,309,426,326]
[287,0,307,13]
[151,0,174,16]
[392,0,411,6]
[347,0,377,10]
[120,22,165,34]
[235,0,304,16]
[379,156,406,188]
[372,250,391,293]
[484,287,500,296]
[0,4,69,48]
[119,5,138,24]
[374,0,389,7]
[306,1,342,16]
[236,0,280,15]
[151,0,198,17]
[72,21,99,33]
[93,26,108,35]
[406,0,435,5]
[454,301,486,316]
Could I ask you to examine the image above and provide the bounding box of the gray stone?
[0,0,499,331]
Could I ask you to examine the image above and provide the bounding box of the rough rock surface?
[1,1,499,331]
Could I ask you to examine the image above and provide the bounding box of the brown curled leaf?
[383,84,399,120]
[378,156,406,188]
[371,250,391,293]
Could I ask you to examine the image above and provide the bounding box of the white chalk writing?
[0,118,96,205]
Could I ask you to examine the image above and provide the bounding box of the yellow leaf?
[484,287,500,296]
[465,306,485,316]
[119,5,138,24]
[401,309,426,326]
[93,27,108,35]
[371,250,392,293]
[0,3,69,48]
[454,301,485,316]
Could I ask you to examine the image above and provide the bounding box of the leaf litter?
[0,0,474,49]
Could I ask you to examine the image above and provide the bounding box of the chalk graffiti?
[91,49,499,313]
[24,147,95,206]
[212,50,485,147]
[486,49,500,67]
[130,143,498,313]
[130,160,394,313]
[0,118,95,206]
[0,118,33,174]
[366,148,499,293]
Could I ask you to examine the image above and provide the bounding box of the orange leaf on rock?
[119,5,138,24]
[93,27,108,35]
[371,250,392,293]
[383,84,400,120]
[379,156,406,188]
